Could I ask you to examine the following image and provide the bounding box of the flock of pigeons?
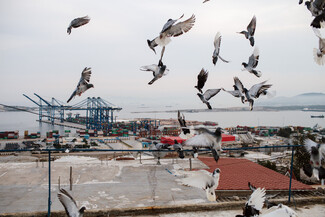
[299,0,325,65]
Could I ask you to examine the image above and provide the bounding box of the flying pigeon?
[147,14,195,62]
[212,32,229,65]
[183,127,223,163]
[236,187,266,217]
[67,67,94,103]
[178,110,190,135]
[203,0,210,3]
[238,15,257,47]
[313,28,325,65]
[194,68,208,93]
[242,47,262,77]
[303,138,325,180]
[261,204,298,217]
[243,80,273,111]
[305,0,325,17]
[57,188,86,217]
[248,182,279,209]
[311,11,325,28]
[140,60,169,85]
[222,77,246,104]
[179,168,220,201]
[67,16,90,35]
[197,89,221,110]
[149,142,170,165]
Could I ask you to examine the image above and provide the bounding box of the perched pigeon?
[313,28,325,65]
[222,77,246,104]
[57,188,86,217]
[147,14,195,61]
[67,16,90,35]
[261,204,298,217]
[303,138,325,180]
[242,47,261,77]
[183,127,223,163]
[67,67,94,103]
[179,168,220,201]
[238,15,257,47]
[236,188,266,217]
[140,60,169,85]
[197,89,221,109]
[212,32,229,65]
[194,68,208,93]
[243,80,273,111]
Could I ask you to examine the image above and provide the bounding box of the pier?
[37,120,86,130]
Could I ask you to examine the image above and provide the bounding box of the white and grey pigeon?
[243,80,273,111]
[303,138,325,180]
[67,16,90,35]
[305,0,325,17]
[260,204,298,217]
[248,182,279,209]
[197,89,221,110]
[236,187,266,217]
[140,60,169,85]
[183,127,223,163]
[194,68,208,93]
[149,142,170,165]
[238,15,257,47]
[180,168,220,201]
[147,14,195,62]
[57,188,86,217]
[212,32,229,65]
[313,28,325,65]
[67,67,94,103]
[222,77,246,104]
[242,47,262,77]
[178,110,190,135]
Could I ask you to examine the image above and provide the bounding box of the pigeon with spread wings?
[147,14,195,62]
[222,77,246,104]
[57,188,86,217]
[243,80,273,111]
[236,188,266,217]
[212,32,229,65]
[242,47,261,77]
[194,68,208,94]
[140,61,169,85]
[238,15,256,47]
[179,168,220,201]
[197,89,221,110]
[67,16,90,35]
[303,138,325,180]
[67,67,94,103]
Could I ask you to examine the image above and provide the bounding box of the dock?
[36,120,86,130]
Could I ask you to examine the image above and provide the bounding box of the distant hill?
[257,92,325,106]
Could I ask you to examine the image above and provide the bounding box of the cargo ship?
[311,115,324,118]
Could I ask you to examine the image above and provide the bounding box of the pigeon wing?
[183,133,213,147]
[160,14,184,33]
[197,68,208,90]
[166,14,195,37]
[70,16,90,28]
[180,171,213,189]
[81,67,91,83]
[247,187,266,212]
[248,47,259,68]
[213,32,221,50]
[140,64,159,73]
[203,89,221,101]
[247,15,256,36]
[248,81,267,98]
[304,138,318,153]
[67,89,77,103]
[234,77,245,93]
[57,189,79,217]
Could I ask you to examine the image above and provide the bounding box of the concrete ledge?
[1,196,324,217]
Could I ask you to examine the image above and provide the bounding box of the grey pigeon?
[183,127,223,163]
[243,80,272,111]
[58,188,86,217]
[197,89,221,110]
[67,16,90,35]
[147,14,195,62]
[242,47,261,77]
[305,0,325,17]
[238,15,256,47]
[67,67,94,103]
[178,110,190,135]
[149,142,170,165]
[222,77,246,104]
[140,60,169,85]
[212,32,229,65]
[194,68,208,93]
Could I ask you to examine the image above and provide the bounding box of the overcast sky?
[1,0,324,111]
